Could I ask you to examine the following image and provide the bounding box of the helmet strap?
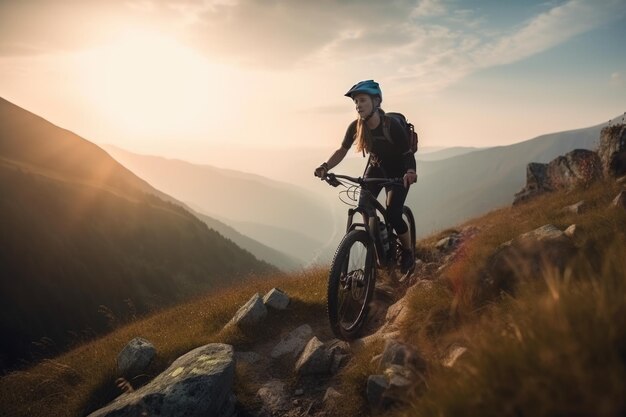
[364,107,379,122]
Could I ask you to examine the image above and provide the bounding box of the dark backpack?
[382,112,419,153]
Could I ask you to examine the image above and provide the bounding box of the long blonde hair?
[354,108,384,154]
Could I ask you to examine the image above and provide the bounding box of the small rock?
[330,352,349,374]
[235,351,263,365]
[564,224,577,238]
[379,339,427,373]
[564,200,587,214]
[294,388,304,396]
[295,337,332,375]
[271,324,313,359]
[366,375,390,409]
[263,288,290,310]
[322,387,343,405]
[227,293,267,330]
[436,235,458,251]
[257,380,290,414]
[612,190,626,209]
[117,337,156,377]
[385,366,412,389]
[443,345,467,368]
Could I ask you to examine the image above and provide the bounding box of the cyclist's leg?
[385,185,409,237]
[385,185,414,273]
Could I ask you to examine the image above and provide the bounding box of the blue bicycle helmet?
[344,80,382,102]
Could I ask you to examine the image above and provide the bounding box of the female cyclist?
[314,79,417,273]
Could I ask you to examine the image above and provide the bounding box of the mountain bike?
[321,172,416,340]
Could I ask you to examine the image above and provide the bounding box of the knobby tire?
[327,229,376,340]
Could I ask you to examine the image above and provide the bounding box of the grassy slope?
[1,178,624,417]
[0,97,278,372]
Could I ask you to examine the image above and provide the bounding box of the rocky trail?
[86,220,477,417]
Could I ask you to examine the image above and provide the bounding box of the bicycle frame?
[327,174,402,268]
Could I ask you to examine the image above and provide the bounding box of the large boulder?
[482,225,577,298]
[514,150,602,204]
[88,344,236,417]
[513,163,549,204]
[597,124,626,177]
[545,149,602,189]
[117,337,156,377]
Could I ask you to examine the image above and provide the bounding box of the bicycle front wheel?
[327,229,376,340]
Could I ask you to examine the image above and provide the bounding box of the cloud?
[474,0,626,67]
[1,0,624,94]
[611,71,624,86]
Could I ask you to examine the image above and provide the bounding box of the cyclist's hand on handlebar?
[403,170,417,188]
[314,162,329,179]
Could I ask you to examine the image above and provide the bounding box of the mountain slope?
[0,97,276,372]
[102,145,334,262]
[192,211,301,271]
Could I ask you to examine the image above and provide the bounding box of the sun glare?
[75,29,221,137]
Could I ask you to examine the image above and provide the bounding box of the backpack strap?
[381,115,394,145]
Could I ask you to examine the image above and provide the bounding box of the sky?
[0,0,625,168]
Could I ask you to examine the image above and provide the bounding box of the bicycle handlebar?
[322,172,404,188]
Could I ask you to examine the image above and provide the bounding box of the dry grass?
[333,338,386,417]
[396,242,626,417]
[386,178,626,417]
[2,178,625,417]
[0,267,327,417]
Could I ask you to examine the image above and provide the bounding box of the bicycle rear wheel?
[327,230,376,340]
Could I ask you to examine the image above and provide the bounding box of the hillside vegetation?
[2,172,624,416]
[0,98,276,372]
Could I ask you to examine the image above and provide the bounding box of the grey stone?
[116,337,156,377]
[271,324,313,359]
[235,351,263,365]
[227,293,267,329]
[436,235,458,251]
[89,344,235,417]
[384,365,413,389]
[330,352,349,375]
[322,387,343,405]
[366,375,390,409]
[263,288,290,310]
[295,337,331,375]
[514,150,603,204]
[482,224,577,299]
[443,345,467,368]
[257,380,290,414]
[564,200,587,214]
[379,339,426,373]
[597,124,626,177]
[612,190,626,209]
[564,224,577,238]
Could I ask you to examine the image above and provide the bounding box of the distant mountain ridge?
[103,145,332,264]
[0,97,276,372]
